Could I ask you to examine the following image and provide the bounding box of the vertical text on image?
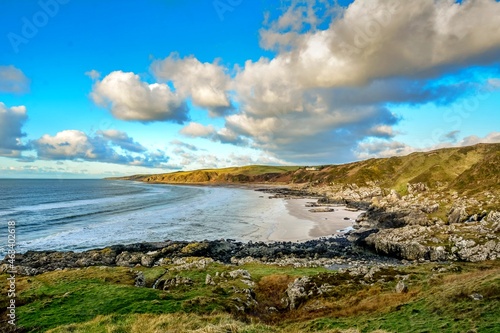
[6,220,17,327]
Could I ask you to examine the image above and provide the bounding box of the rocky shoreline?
[289,183,500,262]
[2,236,402,276]
[3,182,499,276]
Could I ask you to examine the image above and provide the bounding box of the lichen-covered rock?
[407,182,428,194]
[448,206,468,224]
[284,277,312,310]
[134,271,145,287]
[228,269,251,280]
[156,275,193,290]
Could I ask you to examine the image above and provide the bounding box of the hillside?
[109,165,300,183]
[111,143,500,197]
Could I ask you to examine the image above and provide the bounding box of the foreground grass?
[1,261,499,332]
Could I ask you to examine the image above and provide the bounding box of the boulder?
[448,206,468,224]
[395,280,408,293]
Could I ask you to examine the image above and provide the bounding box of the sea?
[0,179,288,258]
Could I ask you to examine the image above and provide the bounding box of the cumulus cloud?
[32,129,172,168]
[0,65,30,94]
[0,103,29,157]
[208,0,500,163]
[152,53,233,117]
[90,71,188,123]
[257,0,500,89]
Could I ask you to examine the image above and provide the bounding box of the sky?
[0,0,499,178]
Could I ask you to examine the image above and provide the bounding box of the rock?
[429,246,448,261]
[407,183,428,194]
[284,277,311,310]
[309,208,334,213]
[395,280,408,293]
[140,255,155,267]
[157,275,193,290]
[134,271,145,287]
[116,251,142,267]
[229,269,251,279]
[422,203,439,214]
[448,206,468,224]
[205,274,215,285]
[469,293,483,301]
[387,189,402,202]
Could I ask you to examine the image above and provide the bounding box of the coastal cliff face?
[109,143,500,263]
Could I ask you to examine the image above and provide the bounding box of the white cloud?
[355,131,500,159]
[97,129,147,153]
[212,0,500,163]
[35,130,95,160]
[90,71,188,122]
[32,129,173,168]
[180,122,247,146]
[152,53,232,116]
[0,103,28,157]
[460,131,500,146]
[180,122,216,137]
[85,0,500,165]
[257,0,500,89]
[0,65,30,94]
[85,69,101,80]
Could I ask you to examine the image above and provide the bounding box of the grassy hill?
[111,143,499,197]
[110,165,301,184]
[288,143,500,196]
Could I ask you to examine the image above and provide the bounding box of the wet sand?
[265,198,364,241]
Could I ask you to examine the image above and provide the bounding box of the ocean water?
[0,179,287,257]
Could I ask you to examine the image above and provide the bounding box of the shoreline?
[263,198,364,242]
[126,179,365,243]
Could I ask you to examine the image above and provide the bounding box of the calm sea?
[0,179,284,257]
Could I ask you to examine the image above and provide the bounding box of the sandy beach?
[264,197,364,242]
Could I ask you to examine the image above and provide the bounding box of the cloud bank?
[33,129,172,168]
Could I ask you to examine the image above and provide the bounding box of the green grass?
[2,261,499,333]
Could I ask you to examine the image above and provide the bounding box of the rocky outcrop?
[281,265,403,310]
[1,237,396,276]
[304,180,500,262]
[155,276,193,290]
[284,277,312,310]
[359,221,500,262]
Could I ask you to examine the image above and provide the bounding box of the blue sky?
[0,0,499,178]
